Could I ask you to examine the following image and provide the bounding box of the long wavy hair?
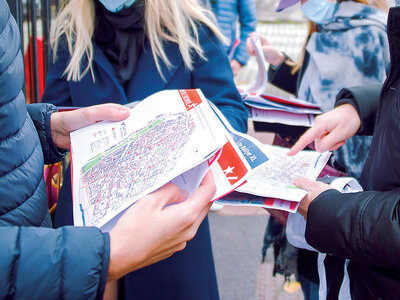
[51,0,227,82]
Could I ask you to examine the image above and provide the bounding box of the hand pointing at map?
[288,104,361,219]
[287,104,361,155]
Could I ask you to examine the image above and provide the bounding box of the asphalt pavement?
[209,206,304,300]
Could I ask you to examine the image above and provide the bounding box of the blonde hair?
[51,0,227,82]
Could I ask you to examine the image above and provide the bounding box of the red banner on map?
[217,142,247,185]
[207,148,223,166]
[179,89,202,111]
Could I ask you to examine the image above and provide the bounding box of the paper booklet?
[238,33,321,127]
[70,89,330,231]
[71,89,229,231]
[204,101,330,212]
[216,144,330,213]
[237,33,269,96]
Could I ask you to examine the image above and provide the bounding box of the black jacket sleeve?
[305,189,400,272]
[268,54,299,96]
[335,84,382,136]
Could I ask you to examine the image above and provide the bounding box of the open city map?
[71,89,228,230]
[79,113,195,228]
[70,89,331,231]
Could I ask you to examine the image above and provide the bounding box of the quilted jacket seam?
[0,142,43,220]
[0,119,40,180]
[8,227,21,299]
[0,96,27,143]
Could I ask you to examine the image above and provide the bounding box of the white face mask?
[301,0,338,25]
[98,0,136,12]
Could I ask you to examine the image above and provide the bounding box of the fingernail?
[120,108,130,115]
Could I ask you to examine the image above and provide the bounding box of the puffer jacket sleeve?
[305,189,400,272]
[233,0,257,66]
[26,103,67,164]
[0,226,110,300]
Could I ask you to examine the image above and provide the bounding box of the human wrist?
[108,228,145,281]
[108,231,126,281]
[337,103,361,129]
[270,52,285,68]
[50,112,58,141]
[50,112,64,146]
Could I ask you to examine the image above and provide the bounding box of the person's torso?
[0,0,50,227]
[361,6,400,192]
[210,0,238,48]
[41,21,247,133]
[299,2,389,111]
[66,39,191,106]
[347,7,400,299]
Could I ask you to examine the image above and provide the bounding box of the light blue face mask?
[99,0,136,12]
[396,0,400,6]
[301,0,338,25]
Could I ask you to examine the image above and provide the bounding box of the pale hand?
[288,104,361,155]
[230,59,242,77]
[294,178,332,220]
[108,171,216,281]
[50,104,130,149]
[246,32,285,67]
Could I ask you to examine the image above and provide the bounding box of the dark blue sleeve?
[192,23,248,133]
[0,226,110,300]
[41,46,73,107]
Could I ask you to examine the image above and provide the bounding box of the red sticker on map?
[217,141,247,185]
[179,89,202,111]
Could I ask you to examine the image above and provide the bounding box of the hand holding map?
[70,89,227,231]
[70,89,331,231]
[108,171,215,280]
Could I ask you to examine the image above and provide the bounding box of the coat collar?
[92,39,182,101]
[92,45,128,103]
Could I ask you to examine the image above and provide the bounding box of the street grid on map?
[248,150,319,187]
[80,113,195,227]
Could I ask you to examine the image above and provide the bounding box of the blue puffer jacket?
[210,0,257,65]
[0,1,109,298]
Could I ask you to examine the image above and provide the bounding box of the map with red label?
[80,113,195,227]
